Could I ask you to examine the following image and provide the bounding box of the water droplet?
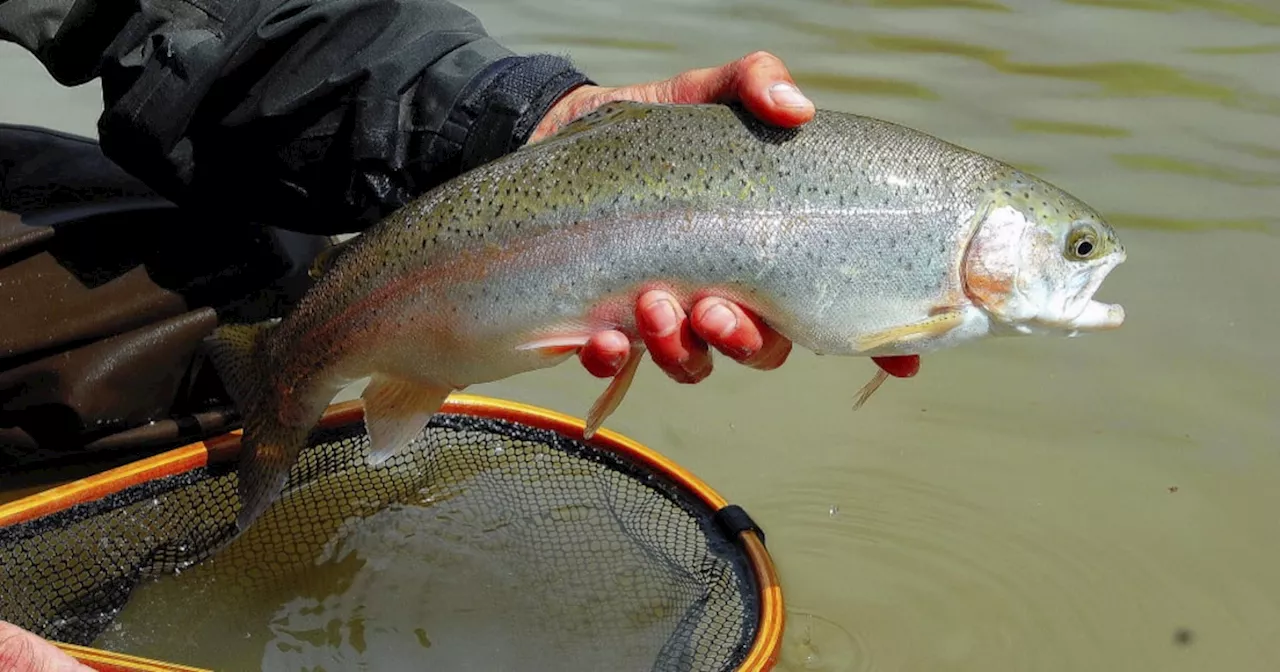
[828,505,840,517]
[494,446,505,456]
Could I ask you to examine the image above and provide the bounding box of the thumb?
[653,51,815,127]
[0,621,96,672]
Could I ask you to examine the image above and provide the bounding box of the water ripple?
[755,463,1279,671]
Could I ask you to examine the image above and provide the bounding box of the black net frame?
[0,403,774,672]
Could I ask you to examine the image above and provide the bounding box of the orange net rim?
[0,393,784,672]
[50,643,210,672]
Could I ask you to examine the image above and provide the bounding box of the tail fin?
[205,322,309,532]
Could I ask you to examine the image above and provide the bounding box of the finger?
[648,51,813,126]
[872,354,921,378]
[0,620,95,672]
[653,51,814,124]
[578,330,632,378]
[728,51,815,127]
[689,297,792,370]
[635,290,712,384]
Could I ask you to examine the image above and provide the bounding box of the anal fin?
[361,374,453,465]
[853,308,966,353]
[583,346,645,439]
[852,369,890,410]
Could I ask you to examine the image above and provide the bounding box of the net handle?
[2,394,785,672]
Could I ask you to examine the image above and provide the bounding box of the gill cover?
[962,179,1126,335]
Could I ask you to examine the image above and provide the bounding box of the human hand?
[530,51,814,383]
[0,620,95,672]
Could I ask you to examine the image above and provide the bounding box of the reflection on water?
[4,0,1280,669]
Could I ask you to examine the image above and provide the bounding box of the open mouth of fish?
[1066,299,1125,332]
[1058,251,1127,334]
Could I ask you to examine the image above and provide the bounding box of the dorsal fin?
[308,236,358,280]
[530,101,666,146]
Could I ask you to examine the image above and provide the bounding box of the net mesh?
[0,411,763,671]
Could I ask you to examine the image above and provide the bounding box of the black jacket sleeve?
[0,0,593,234]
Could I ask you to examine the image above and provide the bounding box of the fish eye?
[1066,227,1099,261]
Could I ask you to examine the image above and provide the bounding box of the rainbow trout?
[208,102,1126,530]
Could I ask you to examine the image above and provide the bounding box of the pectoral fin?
[361,374,453,465]
[853,308,966,353]
[584,346,645,439]
[515,333,595,357]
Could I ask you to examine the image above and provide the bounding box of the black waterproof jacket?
[0,0,592,467]
[0,0,593,234]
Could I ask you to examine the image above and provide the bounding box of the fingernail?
[601,349,626,370]
[676,355,713,384]
[644,298,680,338]
[685,360,713,384]
[769,82,811,109]
[701,303,738,340]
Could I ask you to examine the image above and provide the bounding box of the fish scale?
[206,101,1127,532]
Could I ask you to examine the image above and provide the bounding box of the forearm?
[1,0,592,234]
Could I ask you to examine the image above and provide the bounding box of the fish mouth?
[1063,299,1126,332]
[1055,250,1127,334]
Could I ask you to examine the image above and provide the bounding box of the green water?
[4,0,1279,669]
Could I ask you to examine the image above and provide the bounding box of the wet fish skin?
[206,101,1126,531]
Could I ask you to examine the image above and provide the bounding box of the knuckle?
[740,50,777,66]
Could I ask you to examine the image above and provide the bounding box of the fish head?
[961,176,1126,337]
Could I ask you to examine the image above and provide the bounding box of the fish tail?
[205,321,310,532]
